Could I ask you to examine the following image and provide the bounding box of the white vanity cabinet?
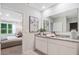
[48,39,60,55]
[48,41,60,54]
[48,39,78,55]
[35,35,79,55]
[35,36,48,54]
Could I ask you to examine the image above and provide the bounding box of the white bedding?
[7,36,17,40]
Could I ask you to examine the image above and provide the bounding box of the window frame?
[0,22,13,35]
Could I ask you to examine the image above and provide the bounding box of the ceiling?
[50,8,78,19]
[0,9,22,22]
[28,3,57,11]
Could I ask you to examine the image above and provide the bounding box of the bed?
[1,36,22,49]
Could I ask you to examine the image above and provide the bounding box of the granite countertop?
[35,35,79,43]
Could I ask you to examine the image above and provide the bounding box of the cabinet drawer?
[35,37,48,54]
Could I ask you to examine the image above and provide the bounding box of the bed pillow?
[7,36,17,40]
[1,37,7,41]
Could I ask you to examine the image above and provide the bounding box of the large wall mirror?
[43,8,79,33]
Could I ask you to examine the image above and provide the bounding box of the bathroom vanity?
[34,35,79,55]
[34,8,79,55]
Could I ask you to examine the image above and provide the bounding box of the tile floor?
[1,45,43,55]
[1,45,22,55]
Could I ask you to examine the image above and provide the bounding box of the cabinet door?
[35,37,42,51]
[48,39,59,55]
[48,43,60,55]
[40,38,47,54]
[59,45,77,55]
[56,39,77,55]
[35,37,48,54]
[48,39,77,55]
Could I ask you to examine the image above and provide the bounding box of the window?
[70,22,78,31]
[1,23,7,34]
[0,23,12,34]
[8,24,12,33]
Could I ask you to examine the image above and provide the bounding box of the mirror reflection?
[43,8,78,33]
